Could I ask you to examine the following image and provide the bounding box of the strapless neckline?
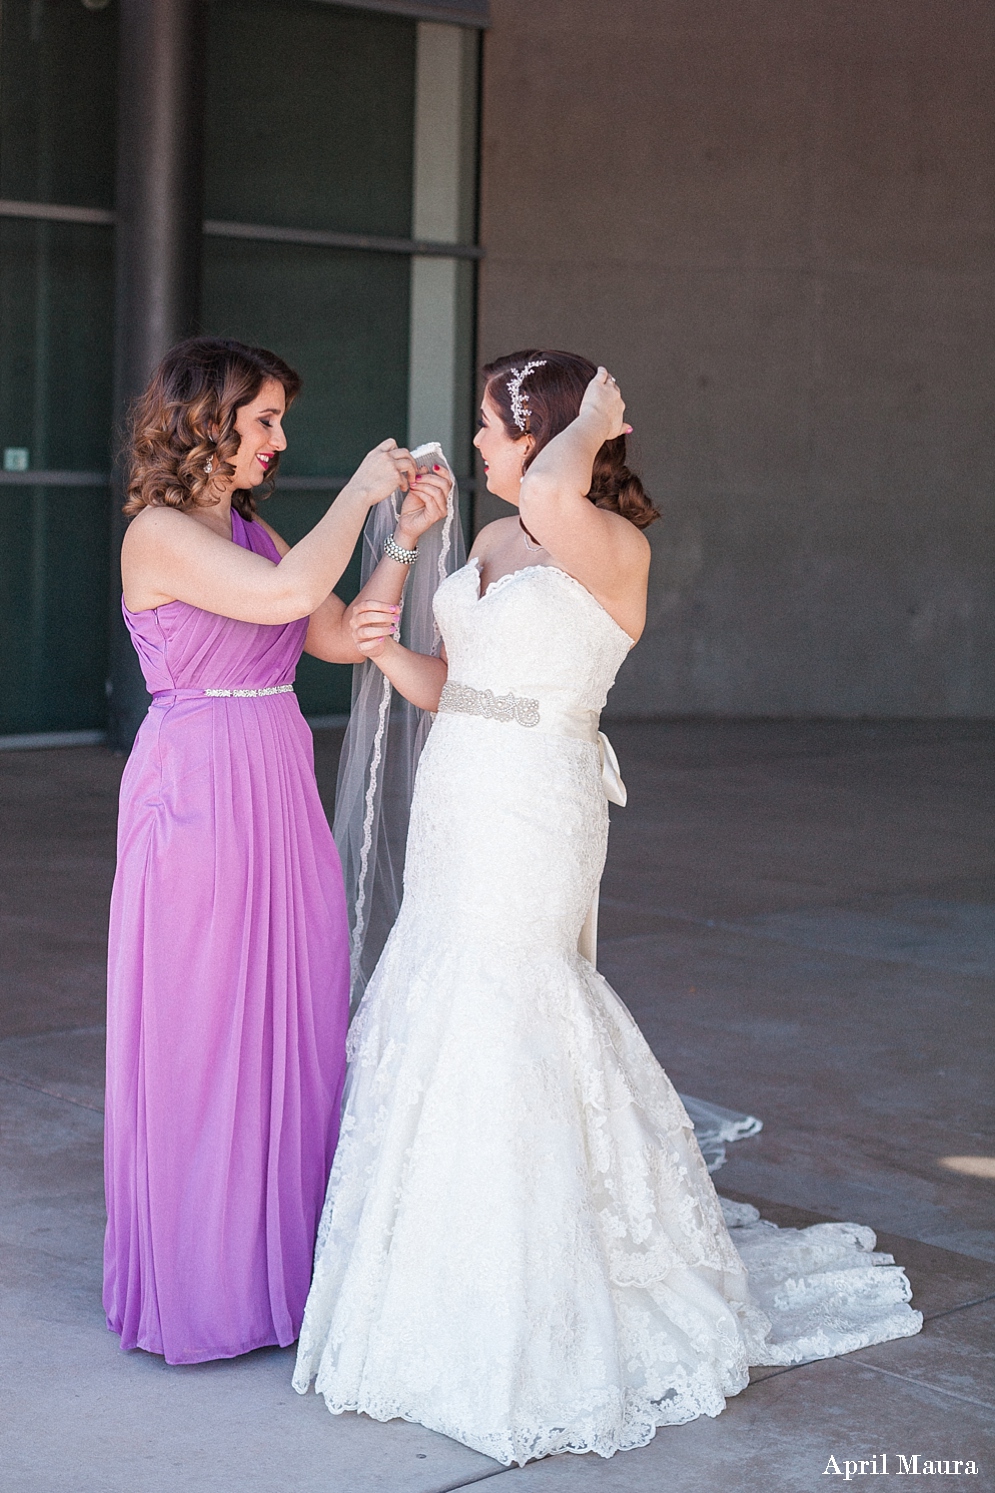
[467,557,635,648]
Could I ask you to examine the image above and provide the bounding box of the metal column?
[107,0,207,750]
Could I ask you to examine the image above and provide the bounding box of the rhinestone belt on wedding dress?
[437,679,627,805]
[437,676,627,965]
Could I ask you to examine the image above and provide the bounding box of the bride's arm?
[343,460,454,704]
[517,368,648,614]
[303,465,452,663]
[348,620,448,711]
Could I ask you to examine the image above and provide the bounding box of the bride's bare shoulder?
[469,515,518,559]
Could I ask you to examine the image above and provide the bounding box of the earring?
[204,458,214,475]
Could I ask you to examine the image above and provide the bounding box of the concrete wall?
[474,0,995,717]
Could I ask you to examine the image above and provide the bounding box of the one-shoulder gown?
[104,510,350,1364]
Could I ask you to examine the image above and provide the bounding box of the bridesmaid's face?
[230,379,288,490]
[473,387,532,506]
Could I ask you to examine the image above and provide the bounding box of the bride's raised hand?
[349,438,418,508]
[578,367,632,442]
[395,465,453,548]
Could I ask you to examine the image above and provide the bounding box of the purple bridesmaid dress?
[103,510,350,1364]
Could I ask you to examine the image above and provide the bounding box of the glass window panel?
[0,484,110,734]
[202,237,411,474]
[0,0,426,733]
[452,254,476,477]
[261,489,360,717]
[202,236,410,715]
[0,0,117,208]
[0,216,115,734]
[293,641,354,719]
[205,0,416,237]
[0,218,115,469]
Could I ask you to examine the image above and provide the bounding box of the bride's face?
[473,386,532,505]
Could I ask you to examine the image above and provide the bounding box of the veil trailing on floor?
[333,443,466,1013]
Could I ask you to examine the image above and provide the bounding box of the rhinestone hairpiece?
[507,359,547,433]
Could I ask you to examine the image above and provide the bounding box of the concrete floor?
[1,721,992,1492]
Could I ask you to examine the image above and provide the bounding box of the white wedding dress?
[293,559,921,1465]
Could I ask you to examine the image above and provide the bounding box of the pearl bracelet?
[384,533,418,565]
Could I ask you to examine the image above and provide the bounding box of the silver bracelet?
[384,533,418,565]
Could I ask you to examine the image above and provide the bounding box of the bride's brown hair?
[481,349,659,529]
[123,336,302,521]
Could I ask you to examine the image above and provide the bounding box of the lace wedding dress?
[293,559,921,1465]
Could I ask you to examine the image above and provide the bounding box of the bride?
[293,352,921,1465]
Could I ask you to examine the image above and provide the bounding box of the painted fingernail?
[433,464,441,471]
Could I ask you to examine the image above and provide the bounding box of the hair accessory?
[384,533,418,565]
[507,359,547,433]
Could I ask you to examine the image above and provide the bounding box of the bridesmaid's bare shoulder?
[122,504,204,561]
[121,507,236,582]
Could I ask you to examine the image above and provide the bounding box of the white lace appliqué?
[293,563,922,1466]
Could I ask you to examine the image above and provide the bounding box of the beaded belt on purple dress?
[151,684,295,701]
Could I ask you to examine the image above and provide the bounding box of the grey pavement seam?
[921,1291,995,1324]
[424,1470,509,1492]
[423,1333,995,1493]
[598,917,994,979]
[746,1362,805,1385]
[0,1022,106,1042]
[0,1070,104,1114]
[675,1292,995,1397]
[845,1358,995,1411]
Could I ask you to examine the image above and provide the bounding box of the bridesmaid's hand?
[394,465,453,549]
[578,367,632,443]
[348,598,400,659]
[350,439,418,508]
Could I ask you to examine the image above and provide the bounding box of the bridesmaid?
[104,336,450,1364]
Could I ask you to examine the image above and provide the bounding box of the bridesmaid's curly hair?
[123,337,302,521]
[481,350,659,529]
